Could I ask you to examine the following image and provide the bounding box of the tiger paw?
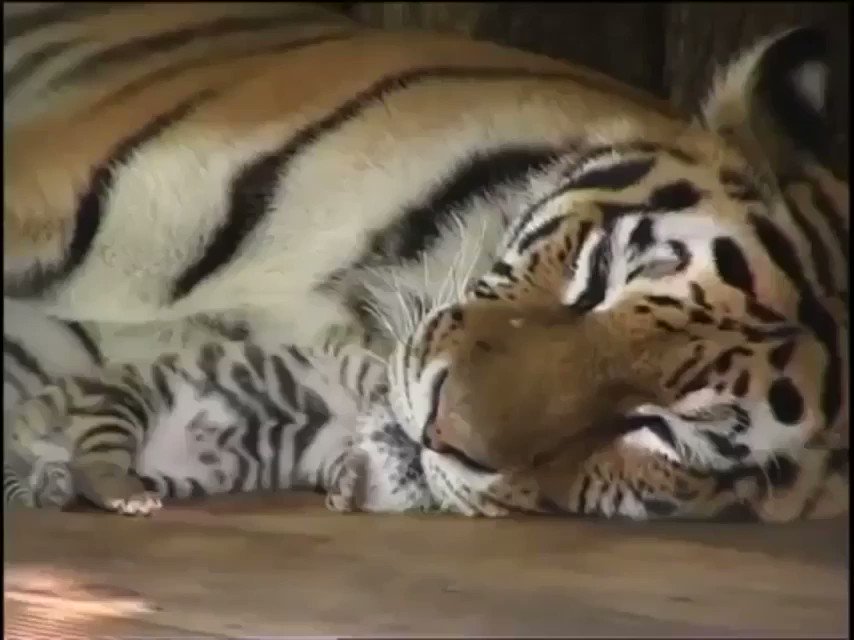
[325,448,370,513]
[32,461,76,510]
[108,491,163,517]
[421,449,542,517]
[72,462,162,517]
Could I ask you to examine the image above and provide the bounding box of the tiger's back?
[4,1,691,354]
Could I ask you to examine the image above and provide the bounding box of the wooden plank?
[4,495,848,637]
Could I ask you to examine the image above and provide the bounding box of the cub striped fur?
[5,339,393,513]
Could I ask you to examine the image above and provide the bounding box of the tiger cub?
[3,338,436,514]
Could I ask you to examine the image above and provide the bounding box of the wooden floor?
[3,492,849,638]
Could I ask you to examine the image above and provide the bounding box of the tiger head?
[386,27,848,492]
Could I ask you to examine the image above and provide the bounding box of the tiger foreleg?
[325,404,435,514]
[20,373,162,516]
[6,386,76,510]
[535,438,763,520]
[752,446,848,522]
[539,435,848,522]
[72,460,161,516]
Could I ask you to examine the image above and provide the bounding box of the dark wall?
[341,2,849,175]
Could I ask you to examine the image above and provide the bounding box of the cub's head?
[387,27,846,481]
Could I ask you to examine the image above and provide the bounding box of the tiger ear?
[700,27,832,175]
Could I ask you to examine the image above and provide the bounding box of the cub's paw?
[422,449,543,517]
[73,462,162,517]
[325,448,370,513]
[32,461,76,510]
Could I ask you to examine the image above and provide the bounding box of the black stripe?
[151,364,174,410]
[639,416,679,451]
[367,146,557,264]
[197,346,260,430]
[50,12,336,88]
[565,221,594,283]
[784,195,835,296]
[491,261,515,280]
[4,38,83,94]
[95,31,356,109]
[417,312,446,375]
[748,212,841,425]
[745,300,787,323]
[645,294,683,309]
[292,388,331,472]
[74,422,137,453]
[559,142,649,179]
[712,346,752,375]
[239,415,262,488]
[140,474,160,493]
[702,430,750,461]
[516,216,565,254]
[689,282,712,311]
[667,240,691,273]
[505,186,569,250]
[72,376,147,421]
[169,65,588,302]
[568,232,611,312]
[271,355,300,409]
[243,342,268,382]
[472,286,500,301]
[62,321,104,365]
[505,155,657,251]
[81,401,146,430]
[748,212,810,290]
[338,357,350,393]
[565,157,656,192]
[187,478,206,499]
[231,362,282,419]
[286,346,311,367]
[230,423,254,491]
[809,181,849,260]
[162,475,177,498]
[769,340,797,371]
[7,90,215,299]
[269,420,286,489]
[422,368,449,447]
[3,336,50,385]
[355,359,371,398]
[647,180,703,210]
[712,237,755,297]
[627,216,655,254]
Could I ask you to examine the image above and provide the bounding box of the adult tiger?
[3,3,848,520]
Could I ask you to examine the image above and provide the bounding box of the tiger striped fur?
[3,3,848,520]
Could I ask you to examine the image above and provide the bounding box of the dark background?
[333,2,849,176]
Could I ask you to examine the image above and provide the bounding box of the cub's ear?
[700,27,832,174]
